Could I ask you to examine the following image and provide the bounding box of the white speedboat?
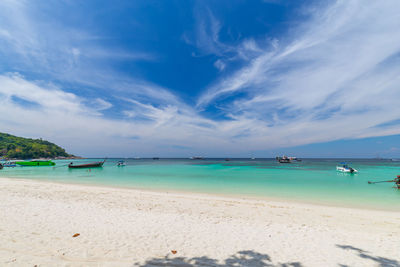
[336,163,357,173]
[117,160,126,166]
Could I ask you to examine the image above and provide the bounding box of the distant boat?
[336,163,357,173]
[276,156,301,163]
[276,156,291,163]
[16,160,55,166]
[190,156,204,160]
[152,157,160,160]
[68,160,105,169]
[117,160,126,166]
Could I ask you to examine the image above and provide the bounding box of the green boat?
[16,160,55,166]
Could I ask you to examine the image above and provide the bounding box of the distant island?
[0,132,74,160]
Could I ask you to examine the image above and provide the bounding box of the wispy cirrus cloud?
[0,0,156,89]
[184,6,231,57]
[184,5,268,72]
[195,0,400,149]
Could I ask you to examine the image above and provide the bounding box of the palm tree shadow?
[336,244,400,267]
[135,250,303,267]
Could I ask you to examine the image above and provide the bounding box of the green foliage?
[0,133,73,159]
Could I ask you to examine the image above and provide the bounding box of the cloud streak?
[196,0,400,149]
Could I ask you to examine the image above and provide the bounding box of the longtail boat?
[16,160,55,166]
[68,160,105,169]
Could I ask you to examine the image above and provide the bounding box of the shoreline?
[1,176,400,212]
[0,178,400,266]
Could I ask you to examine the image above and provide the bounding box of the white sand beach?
[0,178,399,267]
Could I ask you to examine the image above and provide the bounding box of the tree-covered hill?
[0,133,73,159]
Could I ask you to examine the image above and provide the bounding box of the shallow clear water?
[1,158,400,211]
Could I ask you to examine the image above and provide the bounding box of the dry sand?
[0,177,399,267]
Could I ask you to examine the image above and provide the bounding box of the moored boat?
[16,160,55,166]
[289,157,302,162]
[117,160,126,166]
[68,160,105,169]
[276,156,291,163]
[1,161,17,167]
[336,163,357,173]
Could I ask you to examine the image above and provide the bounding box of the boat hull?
[276,157,291,163]
[336,166,358,173]
[16,161,55,166]
[68,162,104,168]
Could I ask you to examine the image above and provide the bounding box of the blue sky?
[1,0,400,158]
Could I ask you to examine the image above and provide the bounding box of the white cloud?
[71,48,80,57]
[188,7,266,64]
[0,0,155,86]
[213,59,226,71]
[0,74,225,156]
[195,0,400,150]
[0,73,84,114]
[91,98,113,111]
[193,8,227,56]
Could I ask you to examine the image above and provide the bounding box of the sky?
[1,0,400,158]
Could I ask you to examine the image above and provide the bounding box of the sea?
[1,158,400,211]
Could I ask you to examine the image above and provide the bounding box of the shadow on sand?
[336,244,400,267]
[134,250,302,267]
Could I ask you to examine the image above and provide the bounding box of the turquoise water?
[1,158,400,211]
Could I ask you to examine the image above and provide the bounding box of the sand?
[0,178,399,267]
